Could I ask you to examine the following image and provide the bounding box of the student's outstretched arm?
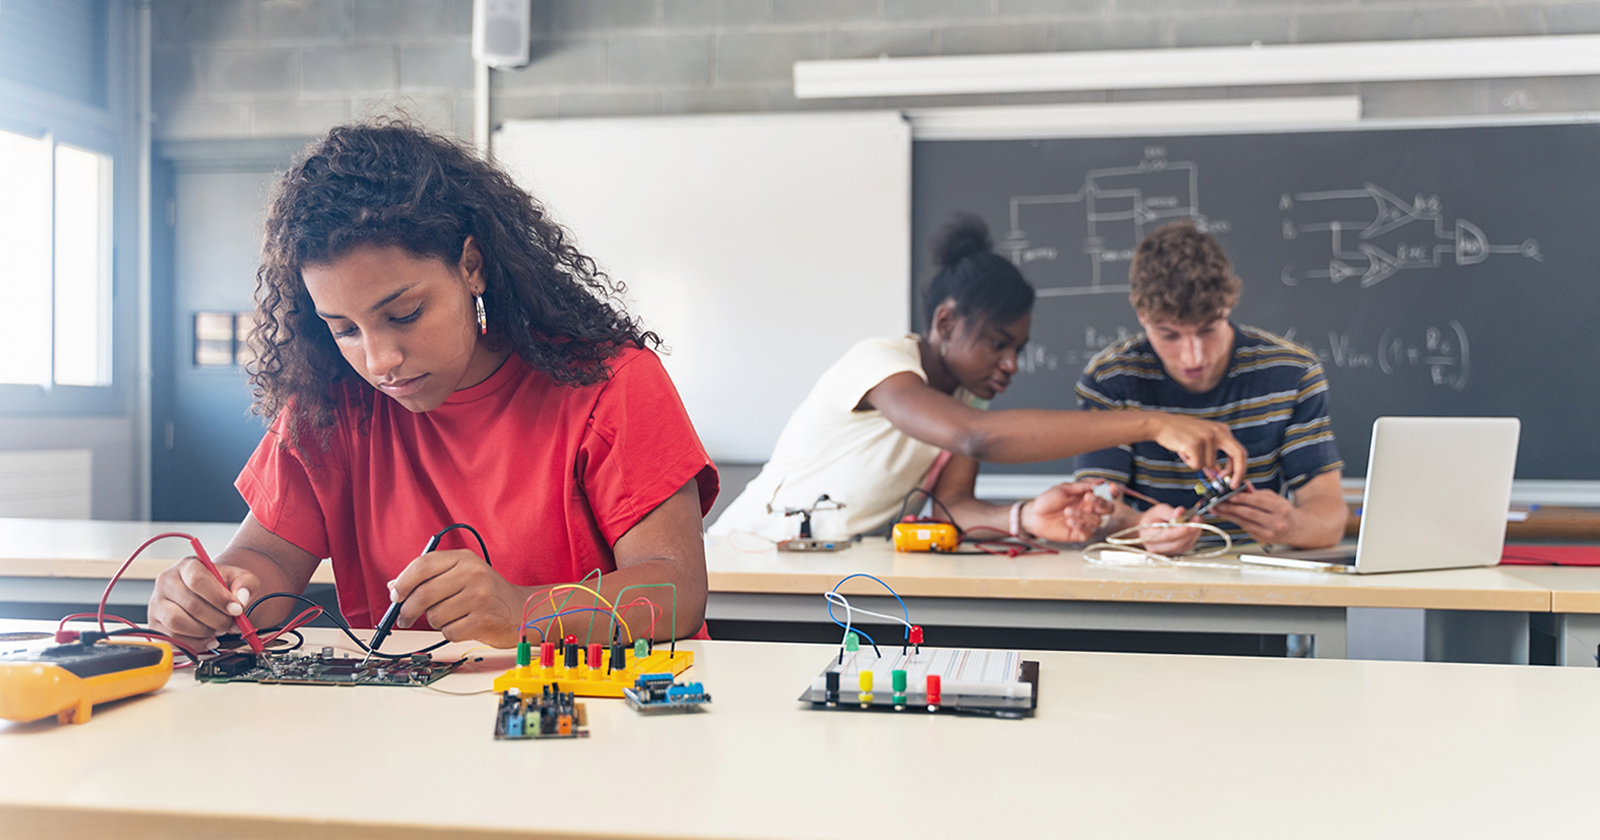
[387,479,707,648]
[866,371,1248,487]
[148,513,323,652]
[931,454,1110,542]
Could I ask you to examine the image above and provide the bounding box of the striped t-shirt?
[1073,324,1343,545]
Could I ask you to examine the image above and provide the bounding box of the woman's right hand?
[149,557,261,652]
[1137,504,1201,556]
[1149,414,1248,488]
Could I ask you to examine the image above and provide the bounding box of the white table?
[706,536,1549,660]
[2,625,1597,838]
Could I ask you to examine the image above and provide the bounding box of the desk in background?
[705,536,1549,661]
[0,519,1567,663]
[0,518,334,614]
[1,624,1597,839]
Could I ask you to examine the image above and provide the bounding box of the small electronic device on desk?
[623,672,710,713]
[777,494,852,552]
[196,646,463,686]
[494,685,588,740]
[493,635,692,698]
[0,638,173,725]
[804,573,1039,718]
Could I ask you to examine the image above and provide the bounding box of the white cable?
[823,591,914,635]
[1082,519,1238,568]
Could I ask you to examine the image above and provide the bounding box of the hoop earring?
[474,294,487,335]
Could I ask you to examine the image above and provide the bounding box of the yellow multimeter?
[0,639,174,725]
[891,520,961,552]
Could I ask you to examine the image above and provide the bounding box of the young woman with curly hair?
[149,120,717,651]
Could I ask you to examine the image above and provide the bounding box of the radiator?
[0,449,92,519]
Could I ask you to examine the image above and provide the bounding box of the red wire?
[960,525,1059,556]
[618,597,661,641]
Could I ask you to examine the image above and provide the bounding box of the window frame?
[0,0,131,416]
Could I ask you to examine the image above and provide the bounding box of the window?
[0,129,113,387]
[0,0,123,412]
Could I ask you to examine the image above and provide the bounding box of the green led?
[516,640,532,667]
[844,632,859,652]
[634,638,649,659]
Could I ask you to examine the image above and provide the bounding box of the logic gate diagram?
[1001,148,1229,297]
[1280,183,1541,288]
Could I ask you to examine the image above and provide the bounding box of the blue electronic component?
[622,672,711,714]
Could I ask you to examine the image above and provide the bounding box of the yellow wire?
[541,583,631,644]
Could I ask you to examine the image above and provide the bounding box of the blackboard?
[911,120,1600,480]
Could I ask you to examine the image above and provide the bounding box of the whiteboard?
[495,112,911,463]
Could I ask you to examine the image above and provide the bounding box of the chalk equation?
[1015,321,1471,391]
[1280,183,1541,288]
[1000,147,1230,298]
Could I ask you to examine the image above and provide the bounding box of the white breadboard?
[799,647,1037,717]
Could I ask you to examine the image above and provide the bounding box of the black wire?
[245,592,447,659]
[885,487,962,539]
[430,523,491,566]
[102,628,202,666]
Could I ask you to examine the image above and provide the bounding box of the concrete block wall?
[152,0,1600,141]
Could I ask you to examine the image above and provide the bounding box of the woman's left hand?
[1025,481,1116,542]
[390,548,527,648]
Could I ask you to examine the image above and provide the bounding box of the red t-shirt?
[236,347,718,632]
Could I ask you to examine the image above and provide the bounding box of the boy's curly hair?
[1128,220,1241,324]
[247,118,658,452]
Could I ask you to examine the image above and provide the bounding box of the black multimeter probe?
[363,523,492,664]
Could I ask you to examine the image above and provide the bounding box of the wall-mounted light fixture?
[795,34,1600,100]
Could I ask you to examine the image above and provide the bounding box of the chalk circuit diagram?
[1000,147,1229,297]
[1018,320,1470,391]
[1280,183,1541,288]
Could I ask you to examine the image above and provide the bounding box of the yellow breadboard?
[493,648,693,698]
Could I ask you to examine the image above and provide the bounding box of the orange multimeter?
[0,639,174,725]
[891,520,961,552]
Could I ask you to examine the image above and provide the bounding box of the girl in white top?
[710,214,1246,542]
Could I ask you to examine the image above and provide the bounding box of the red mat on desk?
[1500,545,1600,566]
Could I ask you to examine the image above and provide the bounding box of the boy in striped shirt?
[1075,220,1347,554]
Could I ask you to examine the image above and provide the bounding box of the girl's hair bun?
[930,212,993,269]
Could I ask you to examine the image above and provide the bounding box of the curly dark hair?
[1128,219,1241,324]
[247,118,658,452]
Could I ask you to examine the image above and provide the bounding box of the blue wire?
[829,573,911,639]
[524,607,625,641]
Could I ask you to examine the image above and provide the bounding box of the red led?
[539,641,555,668]
[925,674,941,706]
[565,634,577,646]
[588,642,603,669]
[908,625,924,645]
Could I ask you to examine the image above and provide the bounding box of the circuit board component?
[622,672,710,714]
[494,686,588,740]
[194,647,462,686]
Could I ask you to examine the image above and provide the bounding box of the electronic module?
[807,573,1039,718]
[622,672,710,714]
[195,647,463,686]
[799,646,1038,719]
[493,636,692,698]
[494,685,588,739]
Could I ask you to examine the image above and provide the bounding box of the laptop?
[1239,416,1521,574]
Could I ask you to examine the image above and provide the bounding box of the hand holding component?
[148,555,264,653]
[1211,483,1304,545]
[1149,414,1248,490]
[1136,504,1202,556]
[365,532,443,658]
[389,547,525,648]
